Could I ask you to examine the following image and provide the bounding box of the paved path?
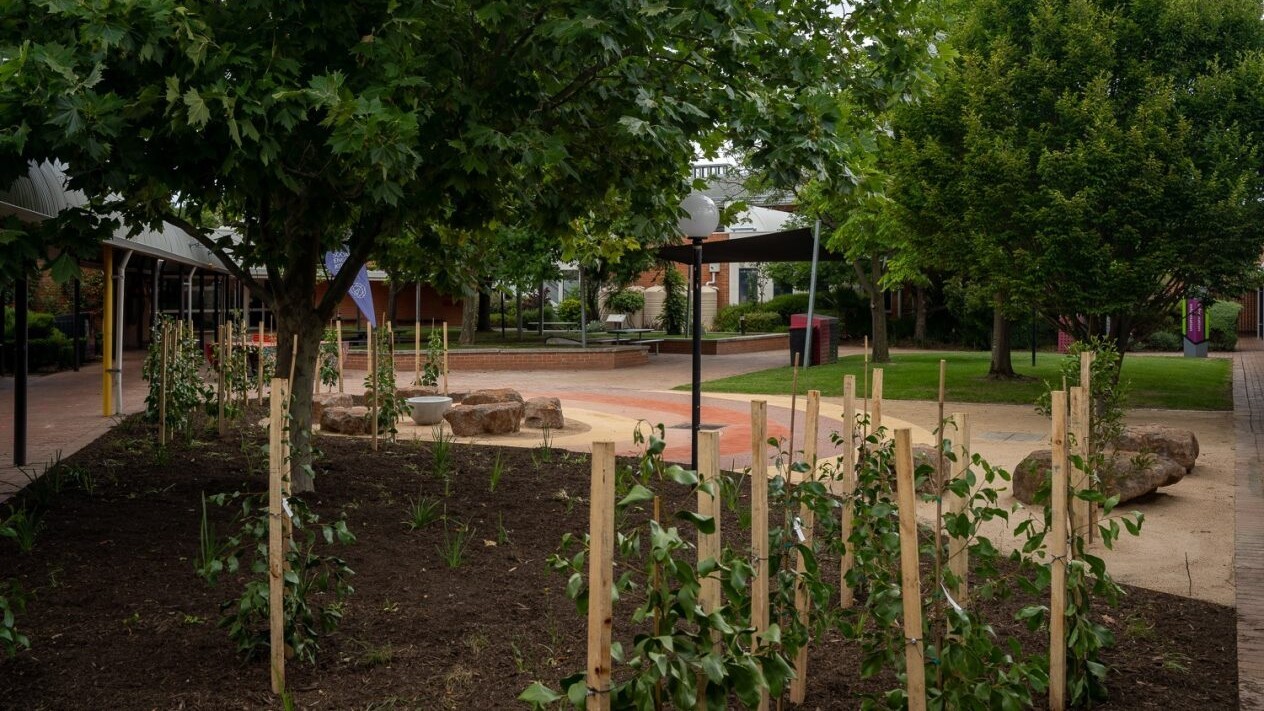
[1236,337,1264,707]
[0,352,145,500]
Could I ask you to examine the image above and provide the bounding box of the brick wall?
[655,333,788,355]
[632,233,732,309]
[313,282,464,326]
[343,346,649,371]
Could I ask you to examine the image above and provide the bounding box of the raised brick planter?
[343,346,649,371]
[654,333,789,356]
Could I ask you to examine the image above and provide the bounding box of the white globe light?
[677,192,720,238]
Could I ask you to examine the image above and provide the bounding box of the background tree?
[1,1,854,490]
[896,0,1264,376]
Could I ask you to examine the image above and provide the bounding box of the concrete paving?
[1234,337,1264,708]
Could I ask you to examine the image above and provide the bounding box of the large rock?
[443,402,524,436]
[524,397,565,430]
[397,385,439,400]
[312,392,357,423]
[462,388,524,406]
[1112,425,1199,472]
[1013,449,1187,504]
[911,445,948,492]
[320,406,370,435]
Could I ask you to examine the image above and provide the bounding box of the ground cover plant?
[693,352,1232,410]
[0,413,1237,709]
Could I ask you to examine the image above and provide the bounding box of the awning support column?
[111,249,133,415]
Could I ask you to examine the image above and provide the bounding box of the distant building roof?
[691,163,796,211]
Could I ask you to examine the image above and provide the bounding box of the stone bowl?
[407,396,453,425]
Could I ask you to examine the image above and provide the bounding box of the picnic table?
[607,328,654,344]
[528,321,579,331]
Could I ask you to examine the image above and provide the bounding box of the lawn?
[689,351,1233,410]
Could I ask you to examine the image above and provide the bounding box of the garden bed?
[0,414,1237,709]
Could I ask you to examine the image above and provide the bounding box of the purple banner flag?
[1184,298,1206,345]
[323,249,376,327]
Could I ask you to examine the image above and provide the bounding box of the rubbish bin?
[789,314,839,366]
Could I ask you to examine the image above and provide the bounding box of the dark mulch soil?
[0,413,1237,709]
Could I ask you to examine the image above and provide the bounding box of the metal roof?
[0,161,230,271]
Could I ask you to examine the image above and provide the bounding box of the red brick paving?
[1236,338,1264,707]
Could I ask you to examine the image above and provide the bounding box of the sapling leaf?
[676,510,715,534]
[618,484,654,508]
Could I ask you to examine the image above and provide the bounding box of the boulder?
[397,385,439,400]
[311,392,357,422]
[443,402,524,436]
[462,388,524,406]
[1013,449,1187,504]
[1112,425,1199,472]
[320,406,371,436]
[911,445,948,492]
[524,397,565,430]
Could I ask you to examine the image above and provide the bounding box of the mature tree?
[2,1,854,490]
[896,0,1264,375]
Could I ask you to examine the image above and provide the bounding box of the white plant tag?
[281,497,294,522]
[792,516,806,543]
[941,583,964,614]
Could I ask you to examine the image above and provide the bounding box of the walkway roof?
[0,161,230,272]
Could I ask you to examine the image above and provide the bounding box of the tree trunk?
[477,285,492,332]
[386,281,401,325]
[459,283,478,345]
[272,294,327,494]
[913,285,927,346]
[852,255,890,362]
[988,295,1017,379]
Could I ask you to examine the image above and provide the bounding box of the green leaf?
[183,88,210,128]
[618,484,654,508]
[675,510,715,534]
[518,681,563,708]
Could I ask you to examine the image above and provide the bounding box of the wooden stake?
[268,377,287,695]
[336,319,345,393]
[442,321,449,395]
[750,400,770,711]
[863,336,870,439]
[217,325,226,437]
[1080,351,1096,543]
[369,322,378,451]
[695,428,722,704]
[1050,391,1069,711]
[895,428,927,711]
[159,324,169,446]
[947,413,971,608]
[933,359,946,688]
[872,367,884,434]
[790,390,821,704]
[1069,386,1090,541]
[414,320,421,385]
[257,322,265,405]
[840,374,857,608]
[587,441,616,711]
[789,352,801,468]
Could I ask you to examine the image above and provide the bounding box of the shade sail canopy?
[656,226,847,264]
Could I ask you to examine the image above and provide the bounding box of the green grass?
[688,351,1232,411]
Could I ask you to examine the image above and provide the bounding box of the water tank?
[643,286,666,330]
[701,286,718,331]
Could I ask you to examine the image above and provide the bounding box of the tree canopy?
[894,0,1264,363]
[1,0,868,489]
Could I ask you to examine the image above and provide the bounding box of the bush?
[604,289,645,315]
[742,311,783,333]
[1136,330,1181,352]
[555,297,582,324]
[660,266,687,335]
[3,311,58,340]
[1208,301,1241,352]
[762,292,811,321]
[712,302,759,332]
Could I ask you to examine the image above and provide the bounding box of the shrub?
[742,310,783,333]
[1136,330,1181,352]
[712,302,759,332]
[604,289,645,316]
[143,317,213,439]
[555,297,583,324]
[660,266,687,335]
[3,311,58,339]
[1208,301,1241,352]
[762,292,811,321]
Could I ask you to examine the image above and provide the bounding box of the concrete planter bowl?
[407,396,453,426]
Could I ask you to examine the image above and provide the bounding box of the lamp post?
[678,192,720,471]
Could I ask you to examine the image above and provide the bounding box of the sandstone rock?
[911,445,948,492]
[320,406,370,435]
[461,388,524,406]
[397,385,438,400]
[1013,449,1186,504]
[443,402,524,436]
[1112,425,1199,472]
[311,392,357,423]
[523,397,565,430]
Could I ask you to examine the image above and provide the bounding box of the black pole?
[14,278,28,467]
[1031,308,1037,367]
[72,278,81,371]
[691,237,704,472]
[500,290,505,340]
[0,288,5,377]
[199,270,206,346]
[538,282,545,336]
